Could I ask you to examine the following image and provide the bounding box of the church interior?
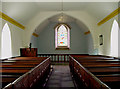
[0,0,120,89]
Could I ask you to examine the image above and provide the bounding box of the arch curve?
[29,13,94,54]
[25,12,95,54]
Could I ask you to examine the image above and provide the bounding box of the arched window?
[110,20,120,57]
[55,24,70,49]
[1,23,12,59]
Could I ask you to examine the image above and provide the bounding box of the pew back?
[2,57,51,89]
[69,56,110,89]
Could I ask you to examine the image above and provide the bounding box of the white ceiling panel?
[1,2,119,31]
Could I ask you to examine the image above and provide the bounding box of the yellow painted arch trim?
[84,31,90,35]
[32,33,39,37]
[0,11,39,37]
[98,7,120,26]
[0,11,25,30]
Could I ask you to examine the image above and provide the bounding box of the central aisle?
[45,65,75,88]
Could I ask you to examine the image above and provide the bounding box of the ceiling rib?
[97,7,120,26]
[0,11,25,30]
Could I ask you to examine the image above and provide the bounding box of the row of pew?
[0,57,51,89]
[69,55,120,89]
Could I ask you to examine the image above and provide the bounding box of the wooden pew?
[0,61,41,88]
[0,65,34,68]
[0,59,45,68]
[69,56,110,89]
[2,83,13,89]
[1,57,45,63]
[1,57,47,63]
[0,57,43,88]
[4,58,50,89]
[87,67,120,74]
[75,58,120,68]
[0,63,36,87]
[1,62,40,65]
[77,60,120,64]
[1,60,42,63]
[1,63,38,66]
[72,55,114,59]
[96,74,120,89]
[74,59,120,62]
[0,69,30,75]
[2,57,51,89]
[96,74,120,82]
[12,57,47,60]
[0,57,46,67]
[1,75,20,88]
[83,63,120,67]
[5,59,44,62]
[73,55,119,62]
[73,57,120,74]
[70,55,120,89]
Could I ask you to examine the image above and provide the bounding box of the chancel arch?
[31,14,94,54]
[25,12,96,50]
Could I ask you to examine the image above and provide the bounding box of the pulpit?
[20,48,37,57]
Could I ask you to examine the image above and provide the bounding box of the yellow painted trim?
[32,33,39,37]
[98,7,120,26]
[0,11,25,29]
[84,31,90,35]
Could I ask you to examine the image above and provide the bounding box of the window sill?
[55,48,70,50]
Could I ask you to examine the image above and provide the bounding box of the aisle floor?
[45,65,76,89]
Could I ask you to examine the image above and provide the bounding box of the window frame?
[110,19,119,57]
[55,24,70,50]
[1,23,12,59]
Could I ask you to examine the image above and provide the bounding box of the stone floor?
[45,65,76,89]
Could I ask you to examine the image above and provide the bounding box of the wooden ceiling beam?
[0,11,25,30]
[97,7,120,26]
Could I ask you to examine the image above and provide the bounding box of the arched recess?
[30,13,94,54]
[110,19,120,57]
[1,23,12,59]
[24,11,96,50]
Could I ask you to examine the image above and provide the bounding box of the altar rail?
[38,54,70,62]
[38,54,115,62]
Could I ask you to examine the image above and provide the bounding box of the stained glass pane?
[57,25,67,46]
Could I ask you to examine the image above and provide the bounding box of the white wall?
[23,11,61,47]
[98,16,118,56]
[30,35,38,48]
[86,34,95,54]
[0,19,24,58]
[0,10,118,57]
